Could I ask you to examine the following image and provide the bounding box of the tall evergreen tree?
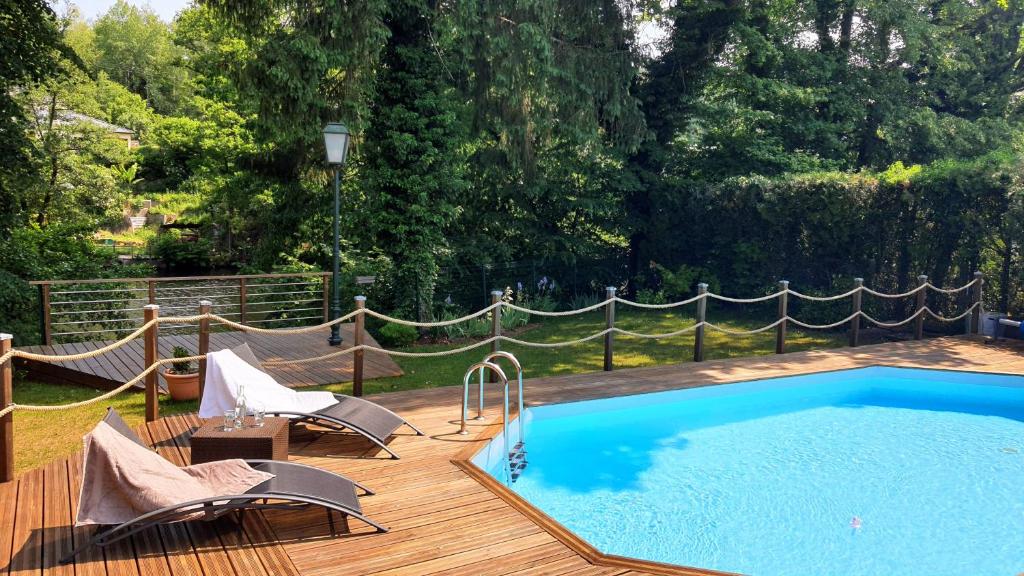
[361,0,467,321]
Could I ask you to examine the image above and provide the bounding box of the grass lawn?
[10,383,198,473]
[315,307,848,396]
[11,307,848,473]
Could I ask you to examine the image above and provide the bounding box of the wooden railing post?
[353,296,366,397]
[238,278,248,324]
[147,280,156,305]
[776,280,789,354]
[694,283,708,362]
[914,274,928,340]
[38,284,52,346]
[603,286,616,371]
[849,278,863,347]
[143,304,159,422]
[490,290,502,383]
[971,271,983,335]
[1,334,13,482]
[197,300,211,400]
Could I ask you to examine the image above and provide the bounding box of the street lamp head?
[322,122,351,166]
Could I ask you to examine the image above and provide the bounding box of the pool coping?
[450,361,1024,576]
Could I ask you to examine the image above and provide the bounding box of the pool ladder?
[460,351,527,484]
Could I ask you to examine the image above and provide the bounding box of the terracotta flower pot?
[164,370,200,401]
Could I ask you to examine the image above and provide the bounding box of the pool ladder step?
[509,442,528,483]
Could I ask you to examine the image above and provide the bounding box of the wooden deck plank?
[40,460,73,576]
[141,418,236,576]
[66,456,109,576]
[0,478,19,574]
[8,468,44,575]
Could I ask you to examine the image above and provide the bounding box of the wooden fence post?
[353,296,366,397]
[197,300,211,400]
[144,304,159,422]
[971,271,983,335]
[694,283,708,362]
[490,290,502,383]
[39,284,52,346]
[1,334,13,482]
[849,278,863,347]
[148,280,156,304]
[603,286,616,371]
[238,278,248,324]
[776,280,789,354]
[914,274,928,340]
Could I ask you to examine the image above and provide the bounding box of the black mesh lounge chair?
[61,408,386,564]
[231,344,424,459]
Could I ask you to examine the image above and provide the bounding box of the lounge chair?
[997,317,1021,339]
[61,408,386,564]
[201,344,423,459]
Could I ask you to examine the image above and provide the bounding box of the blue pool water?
[473,367,1024,576]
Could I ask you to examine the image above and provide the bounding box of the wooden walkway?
[15,325,403,390]
[3,336,1023,576]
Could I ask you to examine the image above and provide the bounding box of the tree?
[360,0,468,321]
[0,0,74,233]
[93,1,190,114]
[447,0,649,270]
[194,0,389,267]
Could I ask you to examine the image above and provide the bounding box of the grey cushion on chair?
[230,342,264,371]
[102,407,150,448]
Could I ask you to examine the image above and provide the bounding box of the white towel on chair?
[199,349,338,418]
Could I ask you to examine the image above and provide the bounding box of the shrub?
[375,323,418,348]
[570,292,602,310]
[170,345,196,374]
[635,289,667,305]
[149,229,212,273]
[501,307,529,331]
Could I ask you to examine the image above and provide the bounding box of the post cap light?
[322,122,351,165]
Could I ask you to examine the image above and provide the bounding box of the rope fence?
[0,271,986,481]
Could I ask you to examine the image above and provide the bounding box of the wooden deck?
[15,325,403,390]
[3,336,1023,576]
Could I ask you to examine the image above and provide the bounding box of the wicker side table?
[190,417,289,464]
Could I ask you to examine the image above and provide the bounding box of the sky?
[60,0,191,22]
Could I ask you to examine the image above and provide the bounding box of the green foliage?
[92,1,190,114]
[148,229,213,273]
[635,289,667,305]
[170,345,195,374]
[436,310,492,341]
[570,292,602,310]
[375,323,418,348]
[0,224,152,344]
[654,264,720,301]
[0,0,72,233]
[6,0,1024,347]
[360,0,468,323]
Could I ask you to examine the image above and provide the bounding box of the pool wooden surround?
[2,335,1021,576]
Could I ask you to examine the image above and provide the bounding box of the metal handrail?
[50,287,149,295]
[29,271,331,286]
[460,361,511,483]
[460,361,508,433]
[481,351,524,446]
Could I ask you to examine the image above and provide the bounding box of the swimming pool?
[471,367,1024,576]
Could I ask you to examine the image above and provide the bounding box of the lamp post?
[323,122,351,346]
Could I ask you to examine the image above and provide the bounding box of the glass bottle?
[234,383,247,428]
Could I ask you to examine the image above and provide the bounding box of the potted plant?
[164,345,200,401]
